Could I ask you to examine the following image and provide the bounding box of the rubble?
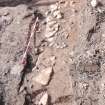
[45,3,62,43]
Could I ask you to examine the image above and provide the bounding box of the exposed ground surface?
[1,0,105,105]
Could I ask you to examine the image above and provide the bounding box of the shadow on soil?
[0,0,57,7]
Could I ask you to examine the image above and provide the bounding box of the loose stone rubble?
[45,3,63,44]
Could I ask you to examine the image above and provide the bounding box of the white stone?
[38,92,48,105]
[45,30,57,38]
[47,37,54,42]
[50,4,58,12]
[53,10,61,18]
[91,0,98,7]
[46,23,59,33]
[33,67,53,85]
[47,21,57,28]
[46,25,54,32]
[46,16,53,23]
[53,23,59,31]
[56,13,62,19]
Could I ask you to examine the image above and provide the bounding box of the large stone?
[33,67,53,85]
[38,92,48,105]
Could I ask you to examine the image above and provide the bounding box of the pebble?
[46,16,54,23]
[53,10,62,19]
[55,42,67,49]
[38,92,48,105]
[46,22,59,32]
[56,13,62,19]
[53,23,59,31]
[91,0,98,7]
[47,37,54,42]
[33,67,53,85]
[45,30,57,38]
[47,21,57,28]
[50,4,59,12]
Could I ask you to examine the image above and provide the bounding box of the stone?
[91,0,98,7]
[46,30,57,38]
[38,92,48,105]
[56,13,62,19]
[47,37,54,42]
[53,23,59,31]
[0,8,9,16]
[33,67,53,85]
[47,21,57,28]
[50,4,59,12]
[53,10,62,19]
[46,16,54,23]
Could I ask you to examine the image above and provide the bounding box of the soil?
[0,0,105,105]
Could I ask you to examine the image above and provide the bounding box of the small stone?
[53,10,63,19]
[97,7,102,13]
[91,0,98,7]
[38,92,48,105]
[53,10,61,18]
[49,56,56,65]
[50,4,59,12]
[10,63,24,75]
[0,8,9,16]
[46,25,54,32]
[45,30,57,38]
[47,21,57,28]
[46,23,59,33]
[33,67,53,85]
[46,16,54,23]
[53,23,59,31]
[45,11,51,16]
[47,37,54,42]
[102,34,105,38]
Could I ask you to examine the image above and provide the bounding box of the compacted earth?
[1,0,105,105]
